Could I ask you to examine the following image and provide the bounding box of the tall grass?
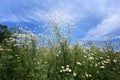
[0,17,120,80]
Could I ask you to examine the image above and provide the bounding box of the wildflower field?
[0,18,120,80]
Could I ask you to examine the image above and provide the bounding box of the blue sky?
[0,0,120,41]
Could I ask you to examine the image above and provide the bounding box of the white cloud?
[46,0,106,23]
[0,0,107,23]
[0,0,120,41]
[0,15,29,22]
[83,14,120,40]
[82,0,120,40]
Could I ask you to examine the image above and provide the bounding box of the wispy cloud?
[0,0,106,22]
[83,14,120,40]
[0,0,120,40]
[83,0,120,40]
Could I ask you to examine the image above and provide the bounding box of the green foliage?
[0,24,12,43]
[0,19,120,80]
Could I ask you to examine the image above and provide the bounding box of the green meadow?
[0,19,120,80]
